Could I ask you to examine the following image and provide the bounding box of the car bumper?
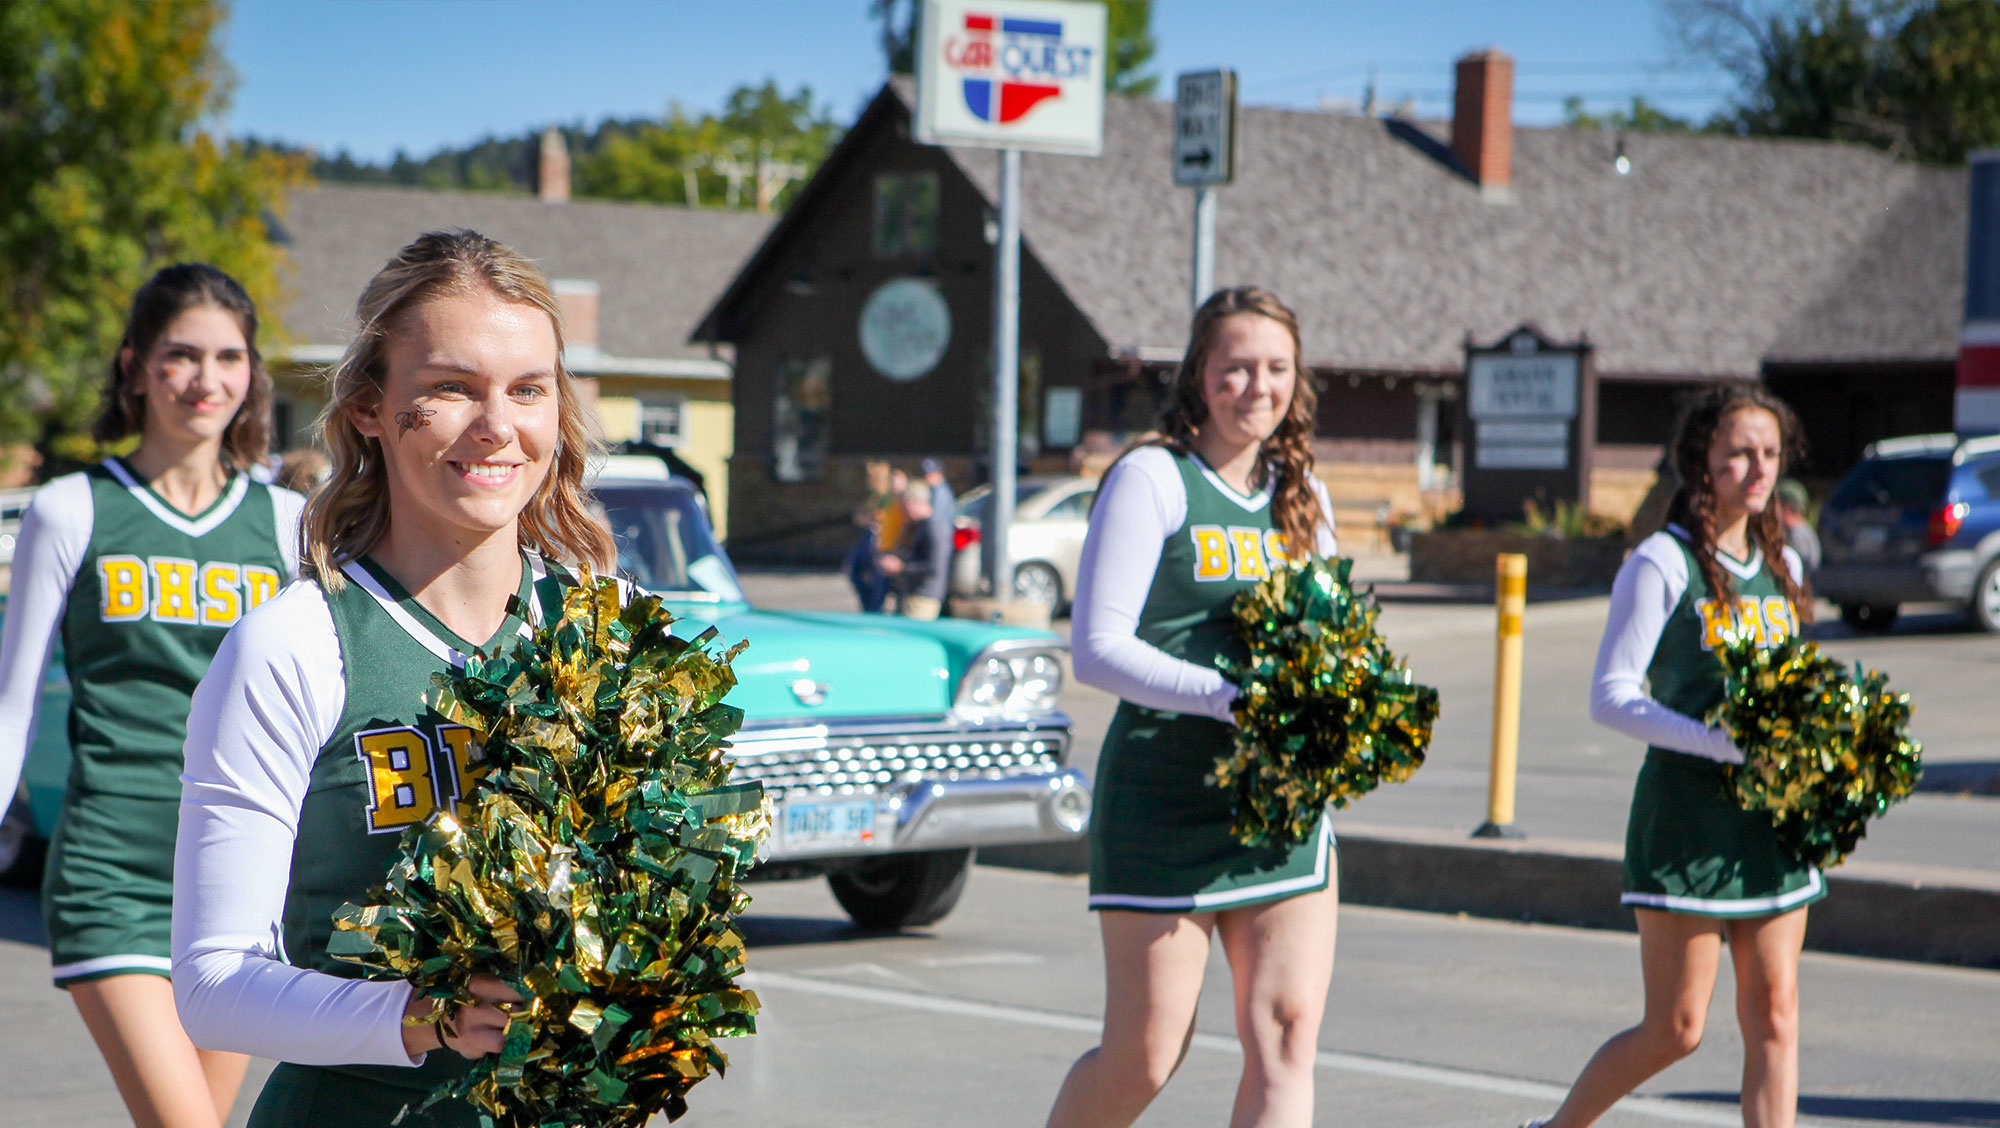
[724,714,1090,862]
[1815,550,1977,605]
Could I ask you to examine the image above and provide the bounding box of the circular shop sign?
[858,277,951,382]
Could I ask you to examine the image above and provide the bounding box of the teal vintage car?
[0,464,1091,929]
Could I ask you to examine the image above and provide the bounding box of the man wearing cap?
[1777,478,1821,574]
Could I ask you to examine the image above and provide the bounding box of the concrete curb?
[978,827,2000,970]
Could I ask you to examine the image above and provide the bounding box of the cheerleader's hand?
[402,975,524,1060]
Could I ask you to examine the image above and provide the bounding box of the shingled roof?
[277,183,773,368]
[705,82,1963,380]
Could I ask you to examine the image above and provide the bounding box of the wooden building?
[697,61,1965,563]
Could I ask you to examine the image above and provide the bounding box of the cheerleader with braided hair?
[1524,383,1818,1128]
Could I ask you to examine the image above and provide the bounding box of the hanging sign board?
[1173,69,1237,186]
[915,0,1107,155]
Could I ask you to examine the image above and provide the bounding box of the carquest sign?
[916,0,1106,155]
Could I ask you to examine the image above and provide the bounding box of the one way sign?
[1173,69,1236,187]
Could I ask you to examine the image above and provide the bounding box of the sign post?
[915,0,1105,603]
[1174,70,1236,314]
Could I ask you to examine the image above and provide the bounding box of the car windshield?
[1828,457,1952,509]
[594,483,745,602]
[956,483,1046,525]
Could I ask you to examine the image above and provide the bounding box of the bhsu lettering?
[354,722,488,834]
[1696,595,1798,651]
[1190,525,1291,583]
[98,553,281,627]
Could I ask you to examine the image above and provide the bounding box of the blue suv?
[1815,434,2000,633]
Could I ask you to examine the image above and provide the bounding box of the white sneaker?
[1519,1120,1550,1128]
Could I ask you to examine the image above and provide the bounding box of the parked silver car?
[950,476,1096,613]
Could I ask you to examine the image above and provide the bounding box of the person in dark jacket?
[879,481,950,619]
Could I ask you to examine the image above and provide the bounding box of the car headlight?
[955,645,1065,716]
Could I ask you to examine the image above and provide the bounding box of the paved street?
[4,871,1997,1127]
[3,562,1992,1126]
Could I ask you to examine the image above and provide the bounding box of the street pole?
[1191,182,1215,315]
[988,146,1022,604]
[1475,553,1527,838]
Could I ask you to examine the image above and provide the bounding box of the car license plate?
[783,798,876,852]
[1853,525,1888,554]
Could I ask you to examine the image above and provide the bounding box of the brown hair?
[302,229,613,589]
[93,263,272,469]
[1154,286,1324,558]
[1663,383,1812,621]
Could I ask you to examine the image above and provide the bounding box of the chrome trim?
[757,769,1091,860]
[953,639,1069,719]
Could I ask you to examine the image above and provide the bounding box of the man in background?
[1777,478,1821,574]
[879,481,951,619]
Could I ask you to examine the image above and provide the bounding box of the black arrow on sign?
[1181,146,1213,168]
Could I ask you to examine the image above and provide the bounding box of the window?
[638,396,686,447]
[1047,488,1096,521]
[1976,461,2000,499]
[873,172,939,258]
[772,357,831,482]
[1828,457,1951,508]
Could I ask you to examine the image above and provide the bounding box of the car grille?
[726,732,1067,800]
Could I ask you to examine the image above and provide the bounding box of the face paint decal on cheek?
[394,407,436,437]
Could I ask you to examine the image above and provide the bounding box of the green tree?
[1561,95,1696,132]
[1670,0,2000,161]
[0,0,305,467]
[573,82,838,213]
[1105,0,1160,96]
[872,0,1159,95]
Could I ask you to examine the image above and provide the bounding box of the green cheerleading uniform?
[1085,448,1334,912]
[247,556,563,1128]
[0,458,300,986]
[1616,528,1825,918]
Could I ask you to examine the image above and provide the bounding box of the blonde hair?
[302,229,612,589]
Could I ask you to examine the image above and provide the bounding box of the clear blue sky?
[222,0,1733,162]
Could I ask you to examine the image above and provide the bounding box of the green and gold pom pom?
[330,570,765,1127]
[1706,632,1923,870]
[1210,555,1440,847]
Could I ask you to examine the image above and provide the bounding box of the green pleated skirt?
[1621,748,1825,919]
[1088,703,1333,913]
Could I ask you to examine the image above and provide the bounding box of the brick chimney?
[553,279,599,357]
[1452,48,1514,198]
[537,127,570,204]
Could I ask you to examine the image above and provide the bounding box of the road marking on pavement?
[747,970,1754,1127]
[916,951,1043,969]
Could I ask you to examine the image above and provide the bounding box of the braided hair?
[1661,383,1812,621]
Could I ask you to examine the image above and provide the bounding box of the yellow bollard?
[1474,553,1527,838]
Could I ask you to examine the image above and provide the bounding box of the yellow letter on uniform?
[151,557,198,624]
[355,727,437,833]
[99,555,148,622]
[1762,596,1796,645]
[1736,597,1767,646]
[200,563,242,627]
[1697,598,1734,650]
[1230,527,1269,581]
[436,725,487,821]
[243,566,281,610]
[1264,530,1291,566]
[1191,525,1232,581]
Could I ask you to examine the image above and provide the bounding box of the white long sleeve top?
[1589,529,1803,763]
[1071,446,1336,723]
[171,582,426,1067]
